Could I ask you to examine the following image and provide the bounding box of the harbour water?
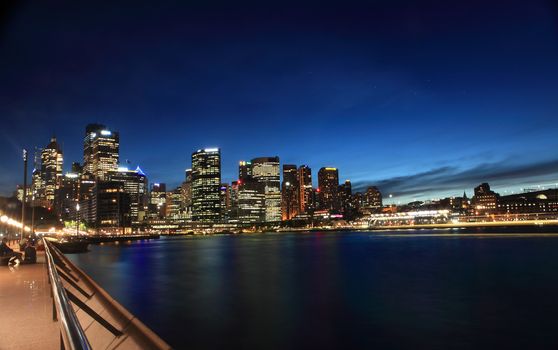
[68,230,558,349]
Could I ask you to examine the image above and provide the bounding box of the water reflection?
[69,232,558,350]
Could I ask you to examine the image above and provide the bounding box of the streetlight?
[76,203,80,236]
[21,149,28,240]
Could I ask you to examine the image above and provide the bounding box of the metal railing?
[43,238,92,350]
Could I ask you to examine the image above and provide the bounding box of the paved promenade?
[0,246,59,350]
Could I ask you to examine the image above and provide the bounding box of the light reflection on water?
[69,231,558,350]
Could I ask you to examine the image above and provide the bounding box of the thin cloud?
[353,159,558,199]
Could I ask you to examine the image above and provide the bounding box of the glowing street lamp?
[76,203,80,236]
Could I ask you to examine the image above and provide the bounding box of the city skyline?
[3,125,558,205]
[1,1,558,202]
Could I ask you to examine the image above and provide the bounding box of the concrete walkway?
[0,248,59,350]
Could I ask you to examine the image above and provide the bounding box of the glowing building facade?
[83,124,119,180]
[191,148,221,223]
[251,156,281,222]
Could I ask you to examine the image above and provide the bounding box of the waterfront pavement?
[0,245,59,350]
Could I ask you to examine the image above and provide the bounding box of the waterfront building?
[281,164,299,220]
[107,166,148,225]
[237,180,266,224]
[362,186,383,213]
[497,189,558,214]
[56,172,80,220]
[298,165,313,215]
[77,173,96,225]
[166,187,185,219]
[472,183,499,215]
[318,167,340,213]
[220,183,231,220]
[339,180,357,220]
[31,168,46,208]
[90,181,131,233]
[251,157,281,222]
[180,169,193,216]
[149,183,167,219]
[83,124,119,180]
[191,148,221,223]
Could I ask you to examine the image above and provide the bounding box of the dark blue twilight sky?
[1,0,558,202]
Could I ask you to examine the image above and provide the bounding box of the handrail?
[43,238,92,350]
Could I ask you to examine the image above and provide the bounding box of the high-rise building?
[39,137,64,208]
[281,164,299,220]
[191,148,221,222]
[83,124,119,180]
[251,157,281,222]
[318,167,340,213]
[298,165,313,215]
[107,166,148,225]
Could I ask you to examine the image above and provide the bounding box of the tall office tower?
[251,156,281,222]
[83,124,119,180]
[191,148,221,222]
[298,165,313,214]
[237,180,266,224]
[107,166,148,225]
[318,167,340,213]
[281,164,299,220]
[363,186,382,212]
[149,183,167,219]
[239,161,252,181]
[40,137,64,208]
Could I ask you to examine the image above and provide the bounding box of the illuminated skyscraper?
[298,165,313,215]
[191,148,221,222]
[281,164,299,220]
[251,156,281,222]
[39,137,64,208]
[318,167,340,213]
[83,124,119,180]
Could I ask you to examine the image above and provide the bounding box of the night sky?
[1,0,558,202]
